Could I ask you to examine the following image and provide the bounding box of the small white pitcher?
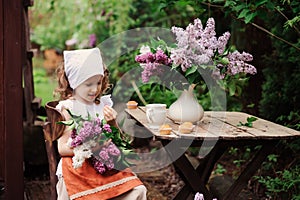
[146,104,167,129]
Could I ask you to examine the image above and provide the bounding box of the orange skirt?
[62,157,143,200]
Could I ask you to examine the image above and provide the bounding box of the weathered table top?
[126,107,300,141]
[125,107,300,199]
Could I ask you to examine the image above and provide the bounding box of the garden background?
[28,0,300,199]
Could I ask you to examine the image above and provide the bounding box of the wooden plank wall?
[0,0,25,199]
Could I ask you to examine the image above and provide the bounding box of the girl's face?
[74,74,102,104]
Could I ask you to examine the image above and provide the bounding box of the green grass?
[33,66,57,106]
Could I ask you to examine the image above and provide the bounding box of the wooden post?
[0,0,4,183]
[0,0,24,199]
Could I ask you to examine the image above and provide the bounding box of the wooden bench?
[42,101,65,200]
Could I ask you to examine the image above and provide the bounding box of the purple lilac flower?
[155,49,171,65]
[202,18,216,43]
[217,32,231,54]
[170,17,222,70]
[135,54,145,63]
[107,143,121,156]
[93,125,102,135]
[89,34,97,47]
[105,159,115,170]
[103,124,112,133]
[71,129,77,139]
[92,118,103,135]
[194,54,210,67]
[136,49,171,83]
[93,159,106,174]
[243,63,257,74]
[193,18,203,37]
[99,148,110,160]
[95,117,102,125]
[226,51,256,76]
[172,26,188,48]
[141,62,162,83]
[71,136,84,147]
[135,52,156,63]
[170,48,185,66]
[79,121,94,139]
[137,18,256,82]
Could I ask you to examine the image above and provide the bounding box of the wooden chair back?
[44,101,65,141]
[43,101,65,200]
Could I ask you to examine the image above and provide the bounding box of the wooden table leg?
[173,185,193,200]
[161,140,214,200]
[222,140,279,200]
[196,141,228,184]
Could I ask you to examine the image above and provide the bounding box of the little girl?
[54,48,147,200]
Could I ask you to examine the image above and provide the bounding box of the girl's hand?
[103,105,117,122]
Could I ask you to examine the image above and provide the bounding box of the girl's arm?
[57,109,74,157]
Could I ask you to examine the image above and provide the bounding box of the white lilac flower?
[244,64,257,74]
[140,45,151,54]
[194,192,204,200]
[170,48,185,66]
[171,26,188,48]
[194,54,211,65]
[225,51,255,76]
[72,140,96,168]
[217,32,231,54]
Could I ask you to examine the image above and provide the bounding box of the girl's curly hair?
[54,62,111,104]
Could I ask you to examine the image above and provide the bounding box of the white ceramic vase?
[168,84,204,123]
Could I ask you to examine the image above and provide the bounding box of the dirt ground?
[23,139,261,200]
[24,164,183,200]
[23,140,185,200]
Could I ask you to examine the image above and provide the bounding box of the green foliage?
[33,66,57,106]
[253,139,300,199]
[232,147,252,168]
[238,116,258,127]
[130,0,202,28]
[135,84,177,106]
[213,164,227,175]
[30,0,134,50]
[277,111,300,130]
[30,1,90,50]
[228,147,238,156]
[257,0,300,129]
[223,0,275,24]
[256,166,300,199]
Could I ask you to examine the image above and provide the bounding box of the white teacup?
[146,104,167,129]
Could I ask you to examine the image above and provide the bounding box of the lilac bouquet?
[135,18,257,93]
[59,110,135,174]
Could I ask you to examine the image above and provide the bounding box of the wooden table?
[125,107,300,200]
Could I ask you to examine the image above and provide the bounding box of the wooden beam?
[0,0,4,183]
[3,0,24,199]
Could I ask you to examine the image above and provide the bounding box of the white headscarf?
[63,48,104,89]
